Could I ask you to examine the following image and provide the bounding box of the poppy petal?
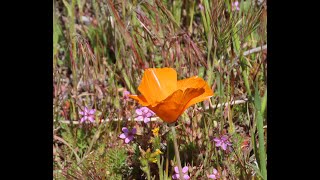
[148,88,204,123]
[138,68,177,105]
[129,94,150,106]
[177,76,213,112]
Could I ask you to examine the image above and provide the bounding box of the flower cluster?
[119,127,137,144]
[152,127,159,137]
[232,1,240,11]
[79,107,96,123]
[129,68,213,123]
[135,107,155,123]
[123,90,131,102]
[208,168,220,179]
[172,166,190,180]
[213,135,232,151]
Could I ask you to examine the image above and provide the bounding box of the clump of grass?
[105,147,131,179]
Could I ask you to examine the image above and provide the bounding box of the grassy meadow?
[53,0,267,179]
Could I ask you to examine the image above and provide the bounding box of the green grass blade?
[254,84,267,179]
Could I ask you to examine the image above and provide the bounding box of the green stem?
[169,123,183,180]
[147,165,151,180]
[254,84,267,179]
[256,110,267,179]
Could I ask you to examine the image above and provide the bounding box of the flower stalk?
[169,123,184,180]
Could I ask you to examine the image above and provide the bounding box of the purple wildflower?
[213,135,232,151]
[119,127,136,144]
[232,1,240,11]
[79,107,96,123]
[172,166,190,180]
[208,168,220,179]
[135,107,155,123]
[199,3,204,11]
[123,90,130,102]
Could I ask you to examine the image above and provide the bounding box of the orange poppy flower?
[129,68,214,123]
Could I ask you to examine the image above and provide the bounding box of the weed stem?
[169,123,183,180]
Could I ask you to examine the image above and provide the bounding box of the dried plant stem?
[208,98,248,109]
[243,45,267,56]
[56,98,248,124]
[169,123,183,180]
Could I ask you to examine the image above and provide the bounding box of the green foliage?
[105,148,130,179]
